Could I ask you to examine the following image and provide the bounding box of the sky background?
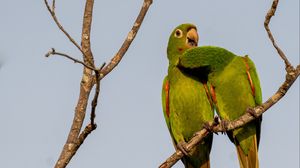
[0,0,299,168]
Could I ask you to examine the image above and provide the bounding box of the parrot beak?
[186,28,198,47]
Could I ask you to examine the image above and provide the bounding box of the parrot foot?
[203,116,221,134]
[177,141,189,156]
[247,107,259,118]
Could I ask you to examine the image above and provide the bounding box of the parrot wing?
[179,46,235,72]
[162,76,171,131]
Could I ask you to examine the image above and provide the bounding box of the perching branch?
[159,0,299,167]
[44,0,152,168]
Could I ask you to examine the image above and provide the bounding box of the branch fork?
[44,0,152,168]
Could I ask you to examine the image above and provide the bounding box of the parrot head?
[167,23,199,64]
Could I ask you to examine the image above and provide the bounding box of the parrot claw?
[203,122,213,132]
[247,107,259,118]
[177,141,189,156]
[220,119,229,134]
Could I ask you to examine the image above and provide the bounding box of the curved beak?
[186,28,199,47]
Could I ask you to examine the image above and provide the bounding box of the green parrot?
[180,46,262,168]
[162,24,214,168]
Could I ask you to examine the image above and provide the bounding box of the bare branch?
[100,0,153,79]
[159,0,299,167]
[45,48,97,71]
[54,0,96,167]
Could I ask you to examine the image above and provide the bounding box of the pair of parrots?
[162,23,262,168]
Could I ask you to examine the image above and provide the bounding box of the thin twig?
[159,0,299,167]
[77,124,97,146]
[90,73,100,126]
[44,0,91,65]
[52,0,55,11]
[264,0,292,70]
[90,63,106,126]
[45,48,97,71]
[100,0,153,79]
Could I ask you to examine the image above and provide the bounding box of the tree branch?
[264,0,292,70]
[99,0,153,79]
[159,0,299,167]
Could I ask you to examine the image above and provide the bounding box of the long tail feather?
[236,135,259,168]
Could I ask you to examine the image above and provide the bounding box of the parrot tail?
[199,159,210,168]
[184,160,210,168]
[236,135,259,168]
[182,157,210,168]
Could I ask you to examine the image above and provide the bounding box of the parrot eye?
[174,29,183,38]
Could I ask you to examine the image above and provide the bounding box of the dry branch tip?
[45,48,55,57]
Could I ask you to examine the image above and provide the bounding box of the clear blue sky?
[0,0,299,168]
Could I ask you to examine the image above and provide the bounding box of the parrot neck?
[167,53,181,67]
